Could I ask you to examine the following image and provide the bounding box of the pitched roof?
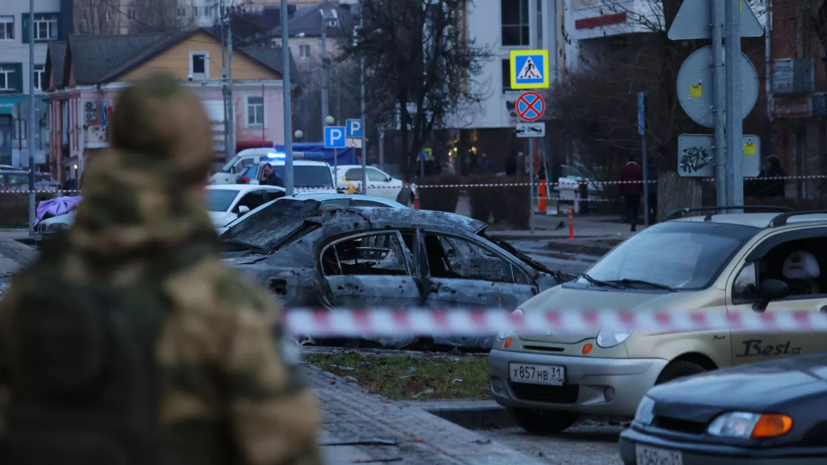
[67,34,168,84]
[271,3,353,37]
[242,47,300,83]
[45,41,67,90]
[58,29,298,85]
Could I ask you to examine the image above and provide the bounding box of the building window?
[501,0,529,47]
[501,58,511,93]
[247,96,264,126]
[106,10,112,21]
[299,44,310,59]
[0,16,13,40]
[0,65,17,91]
[34,65,45,91]
[128,9,136,20]
[190,52,209,78]
[34,13,59,40]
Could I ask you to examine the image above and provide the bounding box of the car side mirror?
[754,279,789,312]
[238,205,250,216]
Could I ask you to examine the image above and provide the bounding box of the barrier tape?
[2,173,823,195]
[283,308,827,336]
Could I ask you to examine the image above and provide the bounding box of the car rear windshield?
[205,189,240,212]
[580,222,759,290]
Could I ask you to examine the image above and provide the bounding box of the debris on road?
[322,438,398,447]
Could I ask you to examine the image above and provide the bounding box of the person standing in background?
[505,152,518,176]
[620,156,643,232]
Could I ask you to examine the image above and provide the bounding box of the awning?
[0,95,48,116]
[0,96,27,116]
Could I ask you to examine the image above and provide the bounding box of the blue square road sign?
[324,126,346,148]
[346,119,363,138]
[510,50,550,89]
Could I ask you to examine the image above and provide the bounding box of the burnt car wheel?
[507,408,578,434]
[655,361,706,385]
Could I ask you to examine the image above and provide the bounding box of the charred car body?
[221,199,570,348]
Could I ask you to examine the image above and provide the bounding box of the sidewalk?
[306,364,545,465]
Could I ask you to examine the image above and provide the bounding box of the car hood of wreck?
[220,199,568,348]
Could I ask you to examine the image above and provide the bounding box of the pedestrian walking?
[646,158,658,225]
[764,155,786,198]
[620,156,643,231]
[0,75,322,464]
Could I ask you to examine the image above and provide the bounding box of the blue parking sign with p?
[324,126,346,148]
[346,119,362,138]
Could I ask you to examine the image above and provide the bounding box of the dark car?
[619,354,827,465]
[220,199,572,348]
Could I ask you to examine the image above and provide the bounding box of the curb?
[544,240,614,257]
[426,405,515,430]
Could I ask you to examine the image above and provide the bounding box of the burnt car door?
[420,232,538,309]
[319,230,422,308]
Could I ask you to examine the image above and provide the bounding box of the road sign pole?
[726,0,743,207]
[28,0,35,237]
[281,0,294,196]
[711,0,727,207]
[529,137,535,233]
[639,92,649,227]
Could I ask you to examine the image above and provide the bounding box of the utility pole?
[227,7,235,158]
[320,0,329,138]
[220,0,230,162]
[725,0,743,206]
[282,0,294,195]
[359,7,367,192]
[27,0,35,237]
[711,0,726,207]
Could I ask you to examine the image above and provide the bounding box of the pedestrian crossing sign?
[510,50,550,89]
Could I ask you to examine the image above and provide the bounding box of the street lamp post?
[325,115,337,187]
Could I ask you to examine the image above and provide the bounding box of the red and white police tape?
[1,173,823,195]
[283,308,827,336]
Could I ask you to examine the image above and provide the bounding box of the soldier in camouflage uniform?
[0,74,323,465]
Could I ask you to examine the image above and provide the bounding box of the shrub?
[465,175,530,228]
[417,174,462,213]
[0,193,55,227]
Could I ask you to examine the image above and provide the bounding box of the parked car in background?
[204,184,285,228]
[238,160,340,193]
[209,148,275,185]
[220,200,570,348]
[332,165,414,202]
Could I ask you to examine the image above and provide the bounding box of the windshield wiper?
[580,273,624,289]
[612,279,675,292]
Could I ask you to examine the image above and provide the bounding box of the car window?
[241,165,259,181]
[236,191,267,213]
[366,168,387,182]
[264,190,285,202]
[204,189,241,212]
[345,168,362,181]
[424,234,527,284]
[320,199,351,207]
[321,232,409,277]
[352,199,390,208]
[732,261,758,304]
[582,224,752,290]
[268,165,333,187]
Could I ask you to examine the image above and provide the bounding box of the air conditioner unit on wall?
[85,101,98,111]
[85,112,96,122]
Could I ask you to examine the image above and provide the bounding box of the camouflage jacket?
[0,75,322,465]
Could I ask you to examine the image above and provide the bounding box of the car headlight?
[498,308,524,339]
[634,396,655,426]
[596,327,633,348]
[708,412,793,439]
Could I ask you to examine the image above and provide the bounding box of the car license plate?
[635,444,683,465]
[509,363,565,386]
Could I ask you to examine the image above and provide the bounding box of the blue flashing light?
[267,152,286,159]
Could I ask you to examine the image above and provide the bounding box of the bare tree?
[74,0,119,35]
[335,0,492,183]
[133,0,188,33]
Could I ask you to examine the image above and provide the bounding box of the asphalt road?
[478,421,626,465]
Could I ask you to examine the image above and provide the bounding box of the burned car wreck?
[220,199,574,348]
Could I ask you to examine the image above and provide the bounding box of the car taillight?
[238,177,250,184]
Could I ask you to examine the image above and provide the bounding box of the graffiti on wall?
[679,145,714,175]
